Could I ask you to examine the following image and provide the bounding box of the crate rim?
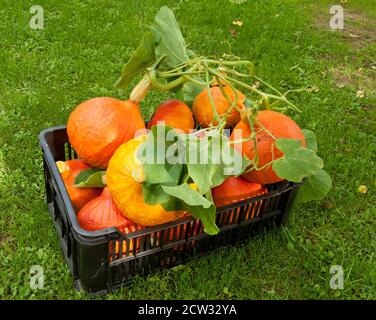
[39,125,301,245]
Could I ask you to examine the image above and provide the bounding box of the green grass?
[0,0,375,300]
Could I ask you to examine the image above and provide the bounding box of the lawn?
[0,0,375,300]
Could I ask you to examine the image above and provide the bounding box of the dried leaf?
[356,89,365,98]
[322,200,334,209]
[358,185,368,194]
[349,33,360,39]
[252,81,260,89]
[229,28,237,37]
[232,19,243,26]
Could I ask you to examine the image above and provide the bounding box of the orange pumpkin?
[56,160,102,210]
[148,99,195,133]
[76,188,143,257]
[67,97,146,169]
[212,176,267,208]
[106,135,185,226]
[193,85,245,128]
[230,110,305,185]
[77,188,133,232]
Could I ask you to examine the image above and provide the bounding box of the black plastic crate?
[39,126,300,294]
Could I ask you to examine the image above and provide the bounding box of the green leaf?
[137,125,183,184]
[74,169,106,188]
[185,131,250,194]
[162,184,219,235]
[272,138,323,183]
[114,32,156,89]
[138,124,185,205]
[142,183,171,205]
[295,169,332,204]
[184,204,218,235]
[151,6,191,69]
[144,157,182,185]
[302,129,318,152]
[137,123,249,235]
[182,79,205,106]
[162,184,212,208]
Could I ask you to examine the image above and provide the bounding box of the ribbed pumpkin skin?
[77,188,132,232]
[148,99,195,133]
[230,110,305,185]
[106,135,185,226]
[57,159,102,210]
[193,86,245,128]
[212,176,267,208]
[67,97,145,169]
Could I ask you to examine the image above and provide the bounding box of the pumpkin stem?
[56,161,70,179]
[56,161,68,174]
[129,75,151,104]
[240,107,255,122]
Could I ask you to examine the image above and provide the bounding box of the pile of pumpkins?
[58,82,305,234]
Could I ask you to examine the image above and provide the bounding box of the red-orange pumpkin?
[56,160,102,210]
[193,85,245,128]
[230,110,305,185]
[148,99,195,133]
[212,176,267,208]
[77,187,133,232]
[67,97,146,169]
[77,187,144,257]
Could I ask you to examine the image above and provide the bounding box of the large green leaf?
[137,125,183,184]
[272,138,323,183]
[302,129,318,152]
[151,6,191,69]
[185,131,250,194]
[295,169,332,204]
[74,169,106,188]
[138,124,185,206]
[114,32,156,89]
[138,125,249,235]
[162,184,219,235]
